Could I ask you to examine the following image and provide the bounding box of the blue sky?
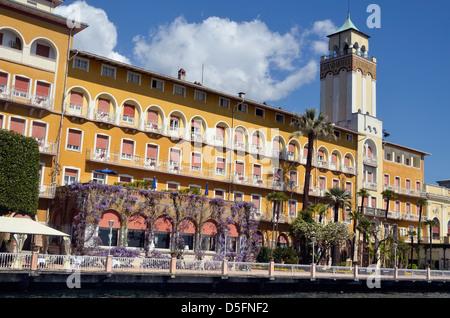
[56,0,450,185]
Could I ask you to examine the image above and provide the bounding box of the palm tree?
[381,189,397,219]
[425,219,437,268]
[290,108,335,211]
[324,187,352,222]
[308,203,327,223]
[357,218,373,266]
[416,198,428,265]
[356,188,370,213]
[265,192,289,254]
[349,210,363,263]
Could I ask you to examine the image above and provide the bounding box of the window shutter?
[10,117,26,134]
[96,135,108,150]
[67,129,81,147]
[31,122,46,140]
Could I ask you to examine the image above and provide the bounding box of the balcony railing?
[384,185,427,198]
[0,88,54,110]
[39,184,56,198]
[359,206,427,222]
[35,139,57,155]
[85,148,353,197]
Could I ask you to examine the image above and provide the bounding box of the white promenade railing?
[2,253,450,282]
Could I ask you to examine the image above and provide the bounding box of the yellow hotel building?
[0,1,432,262]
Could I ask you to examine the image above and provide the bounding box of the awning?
[0,217,70,237]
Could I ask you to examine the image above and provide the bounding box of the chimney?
[178,68,186,81]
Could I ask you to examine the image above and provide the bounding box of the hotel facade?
[0,0,441,265]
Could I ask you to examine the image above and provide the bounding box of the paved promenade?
[1,252,450,292]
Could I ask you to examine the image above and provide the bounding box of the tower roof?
[336,13,359,32]
[328,13,370,39]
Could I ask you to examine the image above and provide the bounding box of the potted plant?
[31,244,40,252]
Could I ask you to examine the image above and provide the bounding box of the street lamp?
[108,220,114,256]
[393,243,398,268]
[311,237,316,265]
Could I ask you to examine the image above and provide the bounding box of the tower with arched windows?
[319,13,385,210]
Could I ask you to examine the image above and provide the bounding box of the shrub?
[0,130,40,216]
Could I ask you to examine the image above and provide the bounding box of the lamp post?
[108,220,114,256]
[311,237,316,265]
[393,243,398,268]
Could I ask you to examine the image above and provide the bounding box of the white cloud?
[54,1,130,64]
[133,17,330,102]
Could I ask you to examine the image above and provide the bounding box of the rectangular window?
[214,190,224,200]
[173,84,186,97]
[216,157,226,175]
[191,152,202,171]
[67,129,82,151]
[237,103,247,113]
[289,200,297,217]
[275,113,285,123]
[146,144,158,166]
[14,76,30,98]
[167,182,179,191]
[0,72,8,91]
[31,121,46,142]
[252,195,261,211]
[35,81,50,98]
[255,107,264,118]
[346,134,353,142]
[35,43,50,58]
[95,134,109,159]
[151,78,164,91]
[73,57,89,71]
[64,169,78,185]
[122,104,135,124]
[219,97,230,108]
[92,172,106,184]
[194,90,206,102]
[101,64,116,78]
[127,72,141,85]
[334,130,341,138]
[121,139,134,159]
[9,117,26,135]
[119,175,132,184]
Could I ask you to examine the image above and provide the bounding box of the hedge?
[0,129,40,216]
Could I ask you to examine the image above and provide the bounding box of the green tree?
[324,187,352,222]
[425,218,438,268]
[290,108,335,211]
[415,198,428,266]
[356,188,370,212]
[381,189,397,219]
[0,130,40,216]
[265,192,289,254]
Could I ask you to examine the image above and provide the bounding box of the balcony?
[35,139,57,156]
[39,184,56,199]
[363,181,378,191]
[363,155,378,167]
[144,122,164,134]
[0,88,54,111]
[359,206,427,222]
[96,111,117,125]
[384,185,427,198]
[67,104,89,118]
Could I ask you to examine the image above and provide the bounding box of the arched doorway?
[153,216,172,249]
[127,214,147,248]
[97,210,121,247]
